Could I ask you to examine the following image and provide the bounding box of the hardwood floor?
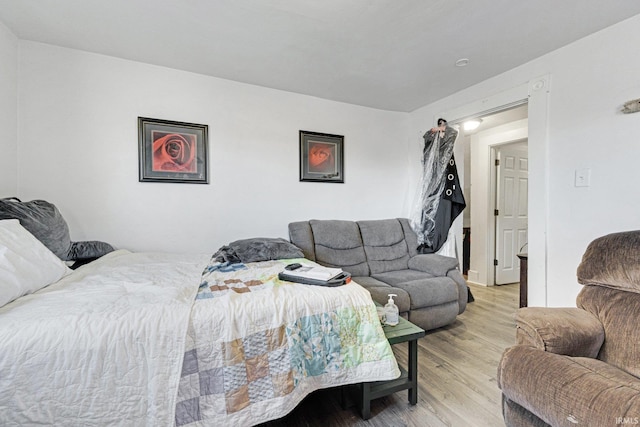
[261,283,520,427]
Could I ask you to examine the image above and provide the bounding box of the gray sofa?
[288,218,468,331]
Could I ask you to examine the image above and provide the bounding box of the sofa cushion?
[357,219,410,274]
[351,275,390,289]
[396,277,458,309]
[448,270,469,314]
[498,345,640,427]
[408,254,459,277]
[288,221,316,261]
[352,276,411,313]
[309,220,369,276]
[409,301,458,331]
[372,269,435,285]
[372,270,458,308]
[398,218,419,258]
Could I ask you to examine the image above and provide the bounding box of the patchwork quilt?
[176,258,400,426]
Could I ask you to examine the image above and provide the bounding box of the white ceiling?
[1,1,640,112]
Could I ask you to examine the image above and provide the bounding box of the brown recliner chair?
[497,231,640,427]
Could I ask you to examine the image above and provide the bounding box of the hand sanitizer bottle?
[384,294,399,326]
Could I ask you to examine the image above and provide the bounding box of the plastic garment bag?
[410,125,466,253]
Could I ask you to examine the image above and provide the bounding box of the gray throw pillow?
[0,197,114,261]
[215,237,304,263]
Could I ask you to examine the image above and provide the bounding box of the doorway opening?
[454,104,529,287]
[434,74,549,305]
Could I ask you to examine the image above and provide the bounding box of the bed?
[0,219,400,426]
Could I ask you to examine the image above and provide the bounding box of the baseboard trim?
[467,280,489,287]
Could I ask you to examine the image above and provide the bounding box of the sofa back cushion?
[288,221,317,261]
[309,220,369,276]
[357,219,410,274]
[398,218,419,258]
[578,285,640,378]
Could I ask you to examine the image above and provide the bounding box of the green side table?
[360,311,426,419]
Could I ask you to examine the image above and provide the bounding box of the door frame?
[435,75,550,306]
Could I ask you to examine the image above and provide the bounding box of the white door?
[495,143,528,285]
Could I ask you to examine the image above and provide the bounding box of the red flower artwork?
[152,132,197,172]
[308,142,335,173]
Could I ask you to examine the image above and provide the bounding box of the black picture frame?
[299,130,344,183]
[138,117,209,184]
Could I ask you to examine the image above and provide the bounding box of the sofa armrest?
[515,307,604,358]
[408,254,459,277]
[447,269,468,314]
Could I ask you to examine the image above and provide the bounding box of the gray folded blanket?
[213,237,304,264]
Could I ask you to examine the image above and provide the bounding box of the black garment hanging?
[412,121,466,254]
[417,153,466,254]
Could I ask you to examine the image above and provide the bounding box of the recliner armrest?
[408,254,459,277]
[515,307,604,358]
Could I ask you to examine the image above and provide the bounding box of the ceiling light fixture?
[463,119,482,131]
[455,58,470,67]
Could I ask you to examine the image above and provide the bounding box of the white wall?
[17,42,410,253]
[409,14,640,307]
[0,21,18,196]
[11,14,640,306]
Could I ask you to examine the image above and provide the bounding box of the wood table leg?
[408,339,418,404]
[361,382,372,420]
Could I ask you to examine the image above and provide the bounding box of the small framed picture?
[138,117,208,184]
[299,130,344,183]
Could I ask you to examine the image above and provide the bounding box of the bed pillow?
[0,197,115,261]
[0,198,70,259]
[0,219,71,308]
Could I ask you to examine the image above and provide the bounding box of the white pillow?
[0,219,71,307]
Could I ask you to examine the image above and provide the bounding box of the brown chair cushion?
[577,230,640,293]
[498,345,640,427]
[515,307,604,358]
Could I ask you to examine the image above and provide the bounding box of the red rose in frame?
[307,141,336,173]
[151,132,197,172]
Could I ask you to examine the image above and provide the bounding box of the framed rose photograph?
[138,117,209,184]
[299,130,344,183]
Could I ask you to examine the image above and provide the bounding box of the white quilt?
[0,250,210,426]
